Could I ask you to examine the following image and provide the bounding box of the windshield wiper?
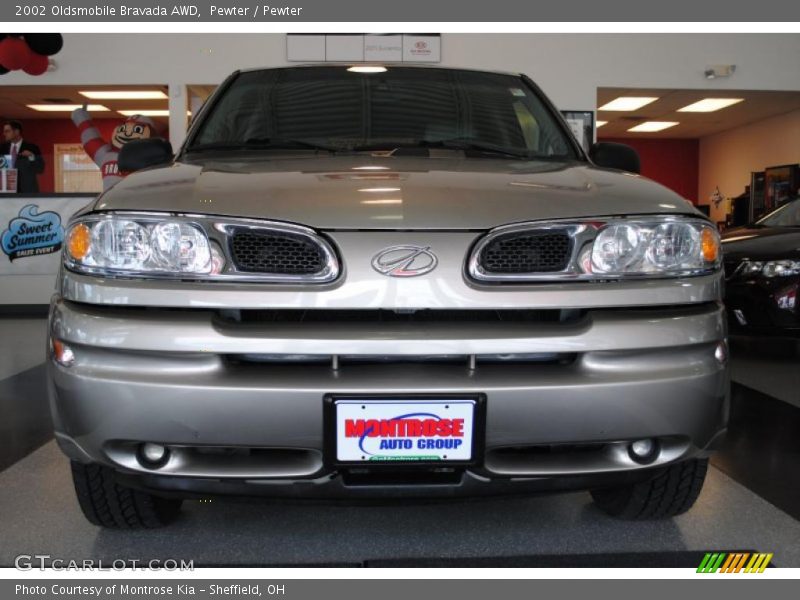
[353,138,539,160]
[419,138,534,159]
[187,138,340,153]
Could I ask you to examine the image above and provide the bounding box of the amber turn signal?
[701,227,719,263]
[51,339,75,367]
[66,223,91,260]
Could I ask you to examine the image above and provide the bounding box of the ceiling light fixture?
[79,90,168,100]
[596,121,608,128]
[598,97,659,111]
[347,65,387,73]
[118,110,190,117]
[358,187,401,193]
[361,199,403,205]
[28,104,109,112]
[678,98,744,112]
[627,121,679,133]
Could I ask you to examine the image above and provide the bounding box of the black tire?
[590,458,708,520]
[71,461,182,529]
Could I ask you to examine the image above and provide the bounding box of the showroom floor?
[1,315,798,568]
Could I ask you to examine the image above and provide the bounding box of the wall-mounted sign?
[1,204,64,262]
[364,35,403,62]
[287,34,441,63]
[561,110,595,153]
[402,35,440,62]
[0,195,94,305]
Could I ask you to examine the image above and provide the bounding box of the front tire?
[71,461,182,528]
[590,458,708,520]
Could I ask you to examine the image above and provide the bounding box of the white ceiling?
[0,84,178,122]
[597,88,800,138]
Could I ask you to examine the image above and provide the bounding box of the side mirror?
[118,138,173,173]
[589,142,640,174]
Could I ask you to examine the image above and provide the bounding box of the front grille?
[230,229,327,274]
[224,308,580,324]
[478,230,573,274]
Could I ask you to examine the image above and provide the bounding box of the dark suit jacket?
[0,140,45,193]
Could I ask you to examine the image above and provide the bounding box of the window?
[190,67,576,159]
[54,143,102,193]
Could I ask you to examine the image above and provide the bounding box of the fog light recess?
[628,438,659,464]
[137,443,170,468]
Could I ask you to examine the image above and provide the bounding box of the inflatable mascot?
[71,106,159,190]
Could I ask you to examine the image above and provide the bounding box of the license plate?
[334,398,476,463]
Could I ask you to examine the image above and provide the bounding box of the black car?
[722,198,800,338]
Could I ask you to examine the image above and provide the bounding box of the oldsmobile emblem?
[372,245,438,277]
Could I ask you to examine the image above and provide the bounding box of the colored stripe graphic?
[698,552,772,573]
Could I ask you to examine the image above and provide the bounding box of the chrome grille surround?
[212,219,340,283]
[468,222,595,282]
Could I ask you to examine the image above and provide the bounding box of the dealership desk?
[0,194,95,306]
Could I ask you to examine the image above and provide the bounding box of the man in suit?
[1,120,45,193]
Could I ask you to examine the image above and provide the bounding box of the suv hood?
[96,155,698,229]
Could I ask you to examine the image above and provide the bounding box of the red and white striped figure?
[71,107,159,191]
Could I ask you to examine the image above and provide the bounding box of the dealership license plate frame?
[324,394,487,468]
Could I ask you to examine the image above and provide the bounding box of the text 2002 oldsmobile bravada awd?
[47,65,728,528]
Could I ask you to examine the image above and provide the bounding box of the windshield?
[188,67,578,160]
[757,199,800,227]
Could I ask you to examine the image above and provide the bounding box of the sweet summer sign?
[1,204,64,261]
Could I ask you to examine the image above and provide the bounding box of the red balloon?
[23,52,49,76]
[0,37,32,70]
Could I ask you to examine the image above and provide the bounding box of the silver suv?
[48,66,728,528]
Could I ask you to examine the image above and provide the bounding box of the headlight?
[590,218,720,277]
[65,214,217,276]
[737,259,800,278]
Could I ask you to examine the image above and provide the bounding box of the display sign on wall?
[287,34,441,63]
[1,204,63,262]
[561,111,595,153]
[0,195,94,290]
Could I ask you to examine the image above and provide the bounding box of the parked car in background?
[722,198,800,339]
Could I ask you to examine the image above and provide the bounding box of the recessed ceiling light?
[598,97,659,111]
[28,104,109,112]
[79,90,168,100]
[118,109,169,117]
[347,65,387,73]
[361,199,403,205]
[358,187,401,193]
[352,165,390,171]
[118,110,190,117]
[596,121,608,127]
[628,121,679,133]
[677,98,744,112]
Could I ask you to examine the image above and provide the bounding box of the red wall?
[599,137,699,203]
[14,118,167,194]
[17,118,121,194]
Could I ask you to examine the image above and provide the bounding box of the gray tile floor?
[0,316,798,567]
[0,317,47,380]
[730,353,800,409]
[1,441,798,567]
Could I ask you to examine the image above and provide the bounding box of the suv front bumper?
[48,298,729,497]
